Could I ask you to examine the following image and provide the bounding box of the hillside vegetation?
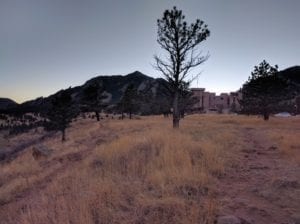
[0,71,170,115]
[0,115,299,224]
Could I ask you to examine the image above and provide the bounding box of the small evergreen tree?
[81,82,105,121]
[240,60,289,120]
[178,82,198,117]
[47,90,78,141]
[118,84,139,119]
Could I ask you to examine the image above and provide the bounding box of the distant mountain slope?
[0,98,18,111]
[278,66,300,90]
[279,66,300,80]
[81,71,168,104]
[3,71,170,115]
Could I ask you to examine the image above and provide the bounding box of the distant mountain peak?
[126,71,148,78]
[0,98,18,110]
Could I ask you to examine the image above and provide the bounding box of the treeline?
[0,80,196,141]
[0,113,46,135]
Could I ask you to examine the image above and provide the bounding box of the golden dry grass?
[265,123,300,163]
[0,114,299,223]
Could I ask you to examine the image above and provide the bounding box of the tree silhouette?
[240,60,289,120]
[81,82,105,121]
[154,6,210,128]
[118,84,139,119]
[46,90,79,141]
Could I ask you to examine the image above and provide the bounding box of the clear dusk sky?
[0,0,299,103]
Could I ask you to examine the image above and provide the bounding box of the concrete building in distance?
[191,88,242,113]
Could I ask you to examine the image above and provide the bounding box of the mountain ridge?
[0,71,170,114]
[1,67,299,113]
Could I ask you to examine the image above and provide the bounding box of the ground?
[0,114,299,224]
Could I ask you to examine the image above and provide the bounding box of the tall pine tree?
[154,6,210,128]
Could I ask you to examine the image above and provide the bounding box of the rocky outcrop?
[32,145,53,160]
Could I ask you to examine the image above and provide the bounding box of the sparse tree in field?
[154,6,210,128]
[178,81,198,117]
[47,90,79,141]
[82,83,105,121]
[118,84,139,119]
[240,60,289,120]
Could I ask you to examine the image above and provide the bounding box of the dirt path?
[0,132,55,163]
[216,127,300,224]
[0,122,118,210]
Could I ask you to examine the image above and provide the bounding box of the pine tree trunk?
[173,90,180,128]
[263,112,269,121]
[95,111,100,121]
[129,111,132,119]
[62,129,66,142]
[180,110,185,118]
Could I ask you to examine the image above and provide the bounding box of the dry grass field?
[0,114,299,224]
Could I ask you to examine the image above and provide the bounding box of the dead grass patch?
[1,114,299,223]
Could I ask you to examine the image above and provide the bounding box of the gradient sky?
[1,0,299,103]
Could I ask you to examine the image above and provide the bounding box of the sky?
[0,0,299,103]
